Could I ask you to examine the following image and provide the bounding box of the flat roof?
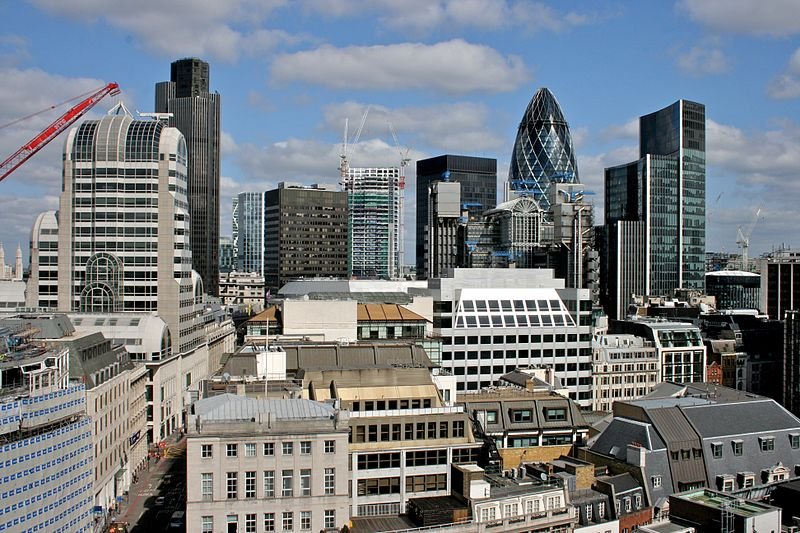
[677,489,777,516]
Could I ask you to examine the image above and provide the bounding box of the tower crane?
[736,207,762,271]
[338,106,370,187]
[0,82,120,183]
[388,121,411,278]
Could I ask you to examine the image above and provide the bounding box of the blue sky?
[1,0,799,265]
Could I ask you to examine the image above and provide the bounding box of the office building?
[507,88,580,210]
[344,168,401,280]
[705,270,760,310]
[591,334,659,412]
[219,236,234,273]
[0,325,94,532]
[785,310,800,417]
[265,183,348,293]
[234,191,265,276]
[219,271,266,313]
[186,396,350,533]
[430,269,594,405]
[610,319,706,384]
[156,57,221,296]
[603,99,706,320]
[759,248,800,319]
[416,155,497,279]
[26,211,59,309]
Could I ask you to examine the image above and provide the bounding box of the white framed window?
[635,494,642,508]
[300,511,311,531]
[245,443,256,457]
[201,444,212,459]
[300,441,312,455]
[226,443,238,457]
[283,442,294,455]
[264,470,275,497]
[282,512,293,531]
[479,507,496,522]
[324,467,335,495]
[586,504,593,521]
[652,475,662,488]
[282,469,294,497]
[300,469,311,496]
[264,513,275,532]
[201,473,213,500]
[245,513,257,533]
[598,501,605,519]
[227,471,238,499]
[245,471,256,498]
[324,440,335,454]
[624,497,631,512]
[201,516,213,533]
[504,503,518,517]
[759,436,775,452]
[263,442,274,456]
[324,510,335,529]
[546,495,561,510]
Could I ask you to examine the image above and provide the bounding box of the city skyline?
[1,1,799,265]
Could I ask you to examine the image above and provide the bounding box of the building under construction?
[344,167,402,280]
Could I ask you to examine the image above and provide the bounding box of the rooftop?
[193,393,336,422]
[676,489,776,516]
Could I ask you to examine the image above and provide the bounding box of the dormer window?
[545,408,567,421]
[512,409,532,422]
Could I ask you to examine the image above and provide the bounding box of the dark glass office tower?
[416,155,496,279]
[602,100,706,319]
[508,88,579,211]
[156,58,221,296]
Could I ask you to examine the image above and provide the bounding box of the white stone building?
[592,333,659,411]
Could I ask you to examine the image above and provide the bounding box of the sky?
[1,0,799,267]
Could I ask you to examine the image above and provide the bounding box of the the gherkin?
[508,87,579,211]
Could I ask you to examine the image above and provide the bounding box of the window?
[282,512,293,532]
[282,470,294,497]
[634,494,642,508]
[300,511,311,531]
[244,471,256,498]
[791,434,800,449]
[711,442,723,459]
[452,420,465,438]
[324,440,335,453]
[245,443,256,457]
[525,499,541,513]
[586,504,593,521]
[479,507,496,522]
[546,495,561,510]
[201,516,213,533]
[201,473,213,500]
[264,513,275,532]
[324,510,336,529]
[263,442,274,456]
[598,501,605,519]
[283,442,294,455]
[227,472,238,499]
[545,408,567,421]
[324,467,335,495]
[512,410,532,422]
[486,411,498,423]
[300,441,311,455]
[245,513,256,533]
[201,444,212,459]
[264,470,275,497]
[652,475,662,488]
[504,503,519,518]
[300,469,311,496]
[732,440,743,456]
[624,497,631,512]
[226,443,238,457]
[760,436,775,452]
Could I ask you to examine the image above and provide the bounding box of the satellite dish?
[540,473,547,481]
[222,372,231,383]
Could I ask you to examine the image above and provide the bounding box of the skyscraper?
[234,191,265,276]
[51,104,204,355]
[156,58,221,296]
[264,183,348,294]
[345,167,401,279]
[508,87,580,210]
[416,155,497,279]
[603,99,706,319]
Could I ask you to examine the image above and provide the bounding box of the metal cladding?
[508,87,579,211]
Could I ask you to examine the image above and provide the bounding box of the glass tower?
[508,87,580,211]
[602,100,706,319]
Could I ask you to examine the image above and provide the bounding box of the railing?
[380,507,577,533]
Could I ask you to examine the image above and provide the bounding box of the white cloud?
[270,39,529,94]
[767,48,800,100]
[29,0,290,61]
[599,118,639,142]
[679,0,800,36]
[0,194,59,263]
[0,34,30,67]
[300,0,592,35]
[676,45,729,76]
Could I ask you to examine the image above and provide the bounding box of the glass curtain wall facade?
[416,155,497,278]
[602,100,706,319]
[508,88,579,211]
[235,192,265,276]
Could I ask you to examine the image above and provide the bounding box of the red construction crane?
[0,82,120,183]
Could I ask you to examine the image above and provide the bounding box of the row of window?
[201,468,336,500]
[201,510,337,533]
[445,333,591,345]
[477,495,564,522]
[710,435,799,459]
[351,421,465,443]
[443,349,592,361]
[203,440,336,459]
[351,398,431,412]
